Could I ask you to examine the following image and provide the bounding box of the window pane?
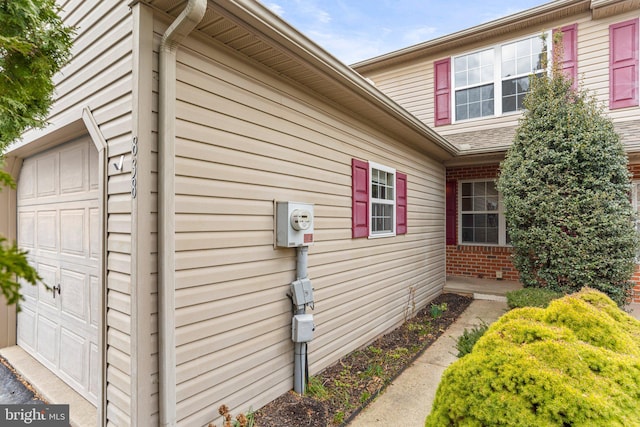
[474,182,486,195]
[454,56,467,70]
[462,214,473,227]
[372,203,393,233]
[468,87,481,102]
[468,102,481,118]
[461,183,473,196]
[486,196,498,210]
[462,198,472,211]
[482,100,494,116]
[480,49,494,64]
[467,52,479,68]
[455,71,467,87]
[517,56,531,75]
[476,228,486,243]
[486,228,498,243]
[487,182,497,195]
[481,65,493,82]
[502,43,515,60]
[503,95,516,112]
[456,104,468,121]
[502,60,515,78]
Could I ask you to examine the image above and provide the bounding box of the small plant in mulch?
[254,293,472,427]
[209,404,255,427]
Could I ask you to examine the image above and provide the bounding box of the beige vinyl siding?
[170,34,445,425]
[51,1,136,424]
[364,9,640,150]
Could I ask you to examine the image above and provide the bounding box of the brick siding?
[446,164,640,301]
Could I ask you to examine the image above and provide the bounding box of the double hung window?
[370,163,396,235]
[351,158,407,238]
[459,180,507,245]
[501,36,546,112]
[452,34,548,122]
[454,49,495,120]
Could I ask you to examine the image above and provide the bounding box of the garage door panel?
[36,263,57,307]
[36,211,58,252]
[60,208,86,257]
[89,342,99,399]
[90,275,100,327]
[36,314,58,365]
[59,144,86,194]
[59,327,86,385]
[36,155,57,197]
[18,161,35,200]
[60,268,87,321]
[17,307,36,349]
[17,136,100,406]
[90,207,100,260]
[18,211,35,248]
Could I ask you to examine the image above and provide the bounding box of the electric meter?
[290,209,312,231]
[276,202,314,247]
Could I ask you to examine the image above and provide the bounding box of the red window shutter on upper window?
[610,19,639,109]
[434,58,451,126]
[446,180,457,245]
[396,172,407,235]
[553,24,578,88]
[352,158,369,238]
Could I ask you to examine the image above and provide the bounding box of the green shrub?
[426,289,640,427]
[454,321,489,358]
[506,287,563,309]
[496,35,639,307]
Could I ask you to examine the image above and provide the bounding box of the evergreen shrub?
[425,289,640,426]
[496,44,639,306]
[506,288,563,309]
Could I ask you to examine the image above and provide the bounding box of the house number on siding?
[131,136,138,199]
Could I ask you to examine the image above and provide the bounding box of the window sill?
[369,233,396,239]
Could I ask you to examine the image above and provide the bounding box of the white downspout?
[158,1,206,425]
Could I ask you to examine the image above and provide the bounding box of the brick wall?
[446,163,640,301]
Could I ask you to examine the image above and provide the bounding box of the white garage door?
[17,136,100,405]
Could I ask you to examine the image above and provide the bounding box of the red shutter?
[553,24,578,88]
[396,172,407,235]
[446,180,457,245]
[352,158,369,238]
[434,58,451,126]
[610,19,639,109]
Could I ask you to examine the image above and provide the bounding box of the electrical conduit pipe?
[158,1,206,425]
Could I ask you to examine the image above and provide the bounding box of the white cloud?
[265,2,285,17]
[402,26,438,45]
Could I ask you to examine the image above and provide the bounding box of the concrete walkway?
[347,299,509,427]
[347,296,640,427]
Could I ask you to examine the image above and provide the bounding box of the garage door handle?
[52,284,61,298]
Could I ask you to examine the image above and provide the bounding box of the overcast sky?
[262,0,552,64]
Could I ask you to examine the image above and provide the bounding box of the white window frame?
[451,32,551,124]
[369,161,396,238]
[458,179,508,246]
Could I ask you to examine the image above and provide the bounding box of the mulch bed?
[254,293,472,427]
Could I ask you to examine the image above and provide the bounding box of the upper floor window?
[454,49,494,120]
[501,36,546,112]
[451,34,549,122]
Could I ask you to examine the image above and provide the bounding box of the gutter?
[352,0,590,72]
[212,0,458,160]
[158,1,206,425]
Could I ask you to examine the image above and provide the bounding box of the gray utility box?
[276,201,314,247]
[292,313,315,342]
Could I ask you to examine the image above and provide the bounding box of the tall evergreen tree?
[497,36,638,306]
